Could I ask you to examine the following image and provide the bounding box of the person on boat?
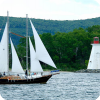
[0,73,2,77]
[41,72,43,75]
[25,70,28,76]
[31,72,34,76]
[3,72,5,76]
[29,70,30,76]
[25,70,28,79]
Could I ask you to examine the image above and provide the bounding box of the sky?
[0,0,100,20]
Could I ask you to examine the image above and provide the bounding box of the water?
[0,72,100,100]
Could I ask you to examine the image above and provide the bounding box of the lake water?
[0,72,100,100]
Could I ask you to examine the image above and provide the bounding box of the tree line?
[9,25,100,71]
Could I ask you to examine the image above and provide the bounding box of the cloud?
[49,0,70,5]
[78,13,100,20]
[0,0,100,20]
[75,0,99,5]
[29,11,75,20]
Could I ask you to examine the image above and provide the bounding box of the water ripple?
[0,72,100,100]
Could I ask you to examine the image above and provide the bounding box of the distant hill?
[0,16,100,45]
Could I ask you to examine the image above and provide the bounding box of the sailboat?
[0,13,59,84]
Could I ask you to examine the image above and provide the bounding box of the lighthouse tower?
[87,37,100,69]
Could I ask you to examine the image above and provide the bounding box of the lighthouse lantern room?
[93,37,99,44]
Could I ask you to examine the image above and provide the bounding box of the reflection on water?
[0,72,100,100]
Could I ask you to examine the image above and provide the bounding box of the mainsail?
[10,38,24,73]
[0,23,8,72]
[30,20,56,69]
[29,38,43,72]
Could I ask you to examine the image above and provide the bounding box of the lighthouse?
[87,37,100,69]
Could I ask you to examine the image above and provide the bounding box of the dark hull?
[0,74,52,84]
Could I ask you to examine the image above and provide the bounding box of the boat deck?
[0,74,52,84]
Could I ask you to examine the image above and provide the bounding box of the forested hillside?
[0,16,100,45]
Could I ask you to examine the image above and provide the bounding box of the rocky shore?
[75,69,100,73]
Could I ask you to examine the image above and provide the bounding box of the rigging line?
[10,32,26,38]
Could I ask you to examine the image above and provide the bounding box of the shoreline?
[75,69,100,73]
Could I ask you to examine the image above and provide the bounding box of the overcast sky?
[0,0,100,20]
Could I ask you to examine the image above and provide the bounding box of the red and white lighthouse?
[87,37,100,69]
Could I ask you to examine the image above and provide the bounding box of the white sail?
[0,23,8,72]
[30,20,56,69]
[10,38,24,73]
[29,38,43,72]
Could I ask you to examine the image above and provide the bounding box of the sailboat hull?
[0,74,52,84]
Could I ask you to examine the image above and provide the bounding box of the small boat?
[0,12,59,84]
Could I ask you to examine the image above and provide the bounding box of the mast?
[7,11,9,72]
[26,14,28,75]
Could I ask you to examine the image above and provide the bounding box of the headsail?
[29,37,43,72]
[10,38,24,73]
[0,23,8,72]
[30,20,56,69]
